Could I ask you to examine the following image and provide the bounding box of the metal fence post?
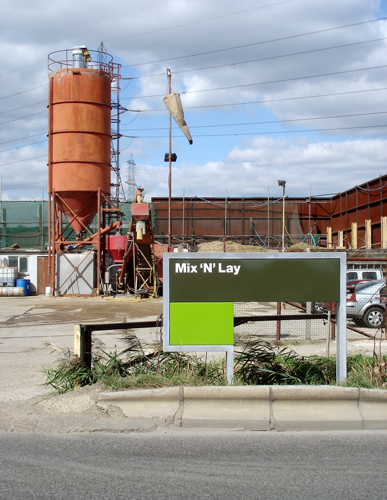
[276,302,281,340]
[305,302,312,340]
[330,303,336,340]
[74,324,92,368]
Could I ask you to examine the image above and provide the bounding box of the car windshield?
[356,281,383,292]
[363,272,377,280]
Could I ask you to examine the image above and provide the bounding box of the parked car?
[302,268,384,316]
[346,280,386,328]
[346,268,383,281]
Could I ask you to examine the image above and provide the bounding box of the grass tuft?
[42,335,387,394]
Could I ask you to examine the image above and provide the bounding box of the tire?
[363,307,385,328]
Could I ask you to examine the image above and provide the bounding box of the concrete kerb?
[270,386,362,431]
[182,386,270,430]
[359,389,387,430]
[97,386,387,431]
[98,387,181,427]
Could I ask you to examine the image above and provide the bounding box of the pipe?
[118,236,133,286]
[118,219,134,286]
[75,220,121,247]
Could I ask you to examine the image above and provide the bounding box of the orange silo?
[48,47,113,234]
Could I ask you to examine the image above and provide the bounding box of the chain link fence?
[234,261,387,343]
[234,301,331,341]
[234,301,385,342]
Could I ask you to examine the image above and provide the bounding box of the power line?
[0,132,47,146]
[122,110,387,132]
[2,17,385,108]
[123,86,387,113]
[1,84,386,152]
[123,64,387,100]
[0,60,46,78]
[0,84,48,101]
[103,0,297,44]
[0,155,46,167]
[3,105,387,156]
[4,109,386,155]
[124,17,387,68]
[119,123,387,139]
[10,84,387,122]
[0,1,297,79]
[2,16,386,102]
[129,37,387,80]
[0,110,47,126]
[2,121,387,164]
[0,139,48,154]
[0,101,47,116]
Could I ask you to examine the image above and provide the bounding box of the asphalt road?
[1,430,387,500]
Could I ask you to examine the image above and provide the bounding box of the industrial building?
[152,173,387,252]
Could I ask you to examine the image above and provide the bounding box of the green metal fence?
[0,201,133,249]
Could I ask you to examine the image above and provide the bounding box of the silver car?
[347,280,386,328]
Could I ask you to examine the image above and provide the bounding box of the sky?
[1,0,387,202]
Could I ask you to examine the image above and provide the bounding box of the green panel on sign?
[170,302,234,345]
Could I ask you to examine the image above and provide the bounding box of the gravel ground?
[0,295,162,433]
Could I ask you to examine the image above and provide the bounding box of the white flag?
[163,93,193,145]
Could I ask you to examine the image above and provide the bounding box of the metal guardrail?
[74,313,332,367]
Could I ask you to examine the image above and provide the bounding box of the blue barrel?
[16,279,30,296]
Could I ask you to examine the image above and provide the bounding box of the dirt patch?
[0,295,164,433]
[0,385,156,434]
[197,241,271,252]
[288,242,326,251]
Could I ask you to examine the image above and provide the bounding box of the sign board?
[163,252,347,383]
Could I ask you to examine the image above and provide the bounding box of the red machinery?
[117,188,158,297]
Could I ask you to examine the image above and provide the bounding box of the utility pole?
[163,68,192,249]
[167,68,172,250]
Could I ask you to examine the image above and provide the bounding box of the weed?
[234,336,336,385]
[42,335,228,393]
[43,357,94,394]
[42,334,387,394]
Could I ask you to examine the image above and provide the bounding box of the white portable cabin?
[0,249,48,295]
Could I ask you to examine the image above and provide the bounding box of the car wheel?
[363,307,385,328]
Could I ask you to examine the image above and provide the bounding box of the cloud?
[135,135,387,199]
[1,0,386,201]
